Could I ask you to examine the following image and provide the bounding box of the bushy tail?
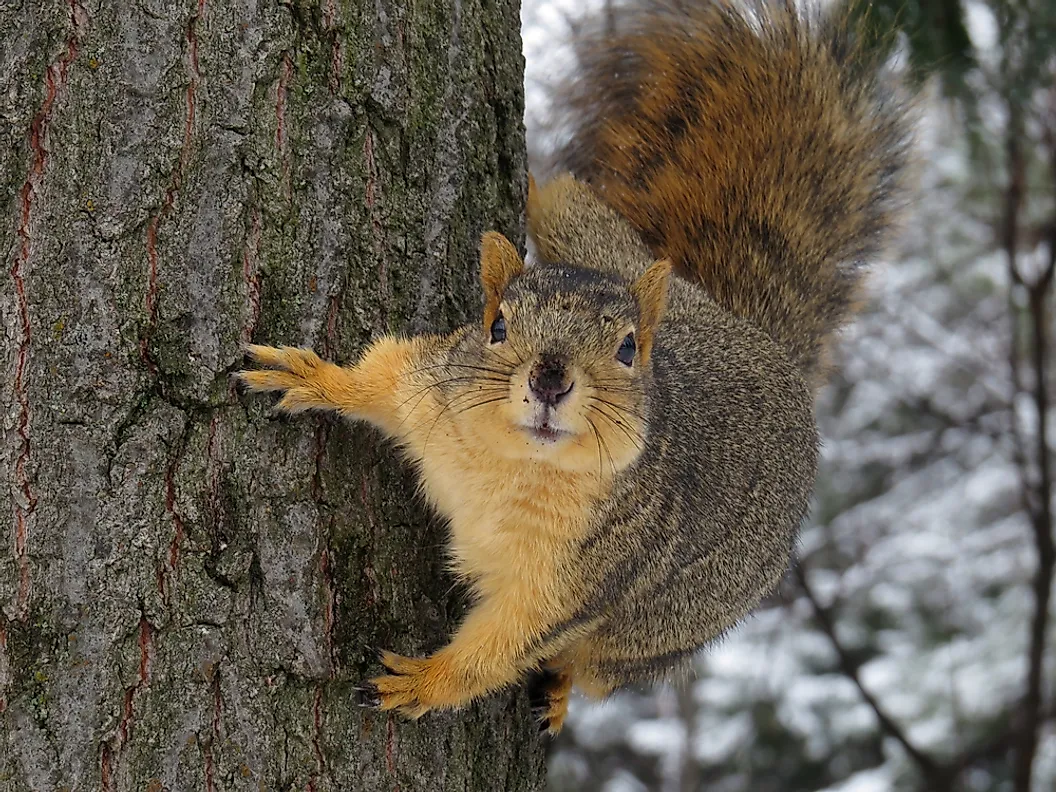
[551,0,912,383]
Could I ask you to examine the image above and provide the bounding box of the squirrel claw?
[363,651,451,718]
[525,667,571,736]
[357,682,381,709]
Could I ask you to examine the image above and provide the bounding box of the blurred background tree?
[523,0,1056,789]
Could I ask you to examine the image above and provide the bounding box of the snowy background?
[520,1,1056,790]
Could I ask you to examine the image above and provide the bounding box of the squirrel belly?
[237,0,909,734]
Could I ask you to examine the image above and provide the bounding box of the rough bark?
[0,0,539,789]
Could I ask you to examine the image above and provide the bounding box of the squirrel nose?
[529,357,573,406]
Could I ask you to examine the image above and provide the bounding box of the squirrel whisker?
[408,362,516,378]
[586,403,644,452]
[588,394,645,421]
[420,388,510,448]
[585,414,617,479]
[392,377,509,434]
[448,397,511,421]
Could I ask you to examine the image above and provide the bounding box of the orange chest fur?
[413,428,596,587]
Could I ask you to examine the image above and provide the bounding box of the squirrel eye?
[489,314,507,344]
[616,333,636,366]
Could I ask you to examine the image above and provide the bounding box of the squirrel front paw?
[236,344,334,413]
[359,650,462,719]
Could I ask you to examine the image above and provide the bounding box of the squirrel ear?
[631,259,672,363]
[480,231,524,325]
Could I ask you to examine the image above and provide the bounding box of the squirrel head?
[444,232,671,475]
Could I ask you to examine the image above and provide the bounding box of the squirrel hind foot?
[527,666,573,736]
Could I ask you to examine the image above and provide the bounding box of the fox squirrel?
[237,0,909,734]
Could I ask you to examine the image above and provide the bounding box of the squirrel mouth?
[525,422,570,444]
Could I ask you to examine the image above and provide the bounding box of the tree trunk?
[0,0,539,789]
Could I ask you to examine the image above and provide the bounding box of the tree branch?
[793,566,948,786]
